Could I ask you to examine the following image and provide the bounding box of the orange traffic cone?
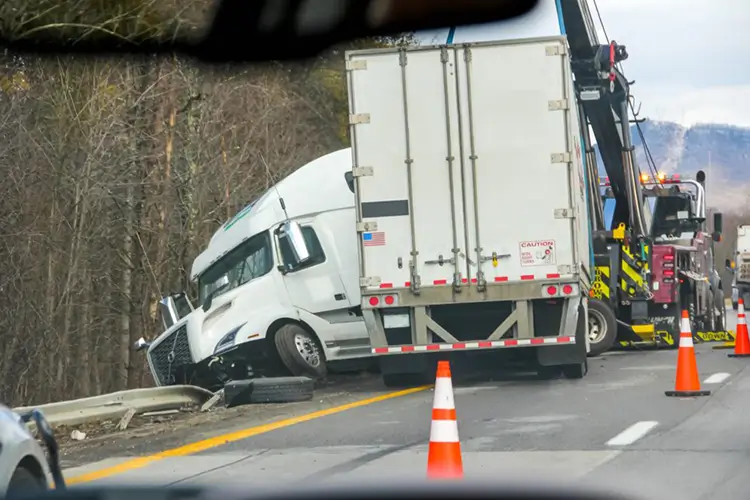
[427,361,463,479]
[665,310,710,397]
[729,298,750,358]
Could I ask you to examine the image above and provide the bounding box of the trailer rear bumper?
[371,335,575,355]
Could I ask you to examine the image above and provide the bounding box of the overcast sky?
[417,0,750,128]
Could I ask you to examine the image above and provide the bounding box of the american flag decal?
[363,231,386,247]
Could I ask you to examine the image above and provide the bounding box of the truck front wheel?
[587,299,617,357]
[274,323,327,380]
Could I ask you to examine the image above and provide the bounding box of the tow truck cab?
[601,171,725,345]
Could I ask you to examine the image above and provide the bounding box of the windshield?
[197,231,273,303]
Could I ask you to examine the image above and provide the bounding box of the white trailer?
[343,36,592,385]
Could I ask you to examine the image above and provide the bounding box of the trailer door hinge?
[548,99,569,111]
[360,276,381,288]
[356,221,378,232]
[346,60,367,71]
[546,44,567,56]
[352,166,373,177]
[551,152,572,163]
[349,113,370,125]
[554,208,575,219]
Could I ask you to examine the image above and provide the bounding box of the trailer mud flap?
[537,299,587,366]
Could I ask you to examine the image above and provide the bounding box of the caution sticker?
[519,240,557,267]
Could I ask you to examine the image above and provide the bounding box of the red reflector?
[368,296,379,306]
[433,279,447,285]
[384,295,394,305]
[379,283,393,289]
[663,254,675,261]
[547,286,557,295]
[663,270,674,277]
[547,273,561,279]
[562,284,573,295]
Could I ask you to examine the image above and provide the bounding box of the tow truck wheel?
[717,303,727,332]
[274,323,327,380]
[586,299,617,357]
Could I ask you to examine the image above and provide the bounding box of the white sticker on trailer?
[520,240,557,267]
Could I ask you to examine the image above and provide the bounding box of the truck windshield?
[197,231,273,303]
[648,195,699,236]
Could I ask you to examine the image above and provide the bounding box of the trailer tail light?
[366,294,398,308]
[542,283,578,298]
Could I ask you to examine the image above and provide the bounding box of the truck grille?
[148,324,193,385]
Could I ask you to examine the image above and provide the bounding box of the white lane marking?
[606,421,658,447]
[703,372,730,384]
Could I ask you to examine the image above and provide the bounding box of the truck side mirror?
[344,171,355,194]
[159,296,180,329]
[713,212,723,242]
[278,220,311,265]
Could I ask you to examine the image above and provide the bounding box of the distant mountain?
[593,121,750,211]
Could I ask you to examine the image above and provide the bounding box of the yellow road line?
[65,385,431,485]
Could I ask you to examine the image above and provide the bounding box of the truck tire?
[224,377,314,406]
[586,299,617,357]
[274,323,327,380]
[247,377,315,404]
[717,302,727,332]
[707,290,717,332]
[7,465,45,494]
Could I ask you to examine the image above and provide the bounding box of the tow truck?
[558,0,729,354]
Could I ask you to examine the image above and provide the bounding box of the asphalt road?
[62,308,749,500]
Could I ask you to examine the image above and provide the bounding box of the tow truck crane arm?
[557,0,650,238]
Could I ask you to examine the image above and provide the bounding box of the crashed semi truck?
[337,35,594,386]
[135,149,374,390]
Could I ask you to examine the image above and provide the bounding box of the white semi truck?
[136,149,373,390]
[339,36,592,385]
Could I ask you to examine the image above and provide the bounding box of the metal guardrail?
[13,385,215,427]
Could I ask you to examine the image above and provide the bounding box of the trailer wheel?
[274,323,327,380]
[586,299,617,357]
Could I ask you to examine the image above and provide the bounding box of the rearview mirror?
[279,220,311,265]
